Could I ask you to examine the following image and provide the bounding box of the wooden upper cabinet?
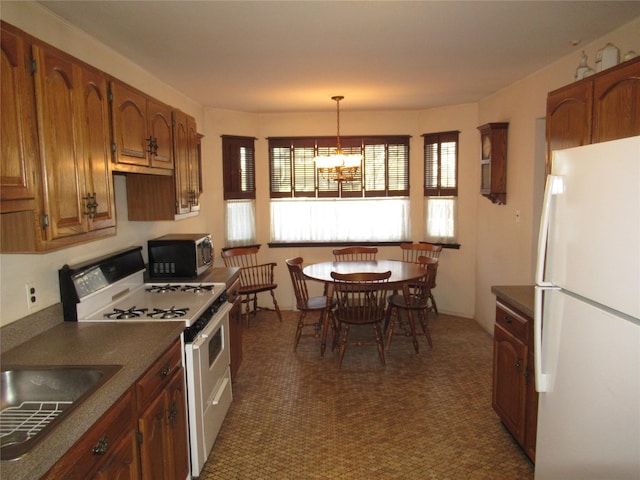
[32,44,115,243]
[79,66,117,233]
[547,56,640,172]
[148,99,174,169]
[111,81,174,174]
[593,58,640,143]
[173,110,200,215]
[1,23,38,210]
[546,81,593,156]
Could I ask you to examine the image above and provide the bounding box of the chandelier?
[314,96,362,182]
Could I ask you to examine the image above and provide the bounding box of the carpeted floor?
[199,310,534,479]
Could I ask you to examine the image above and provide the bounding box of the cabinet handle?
[160,365,171,377]
[515,357,522,370]
[82,193,98,219]
[147,136,158,155]
[92,435,109,455]
[168,400,178,426]
[504,315,513,324]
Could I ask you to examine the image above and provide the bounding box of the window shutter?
[222,135,255,200]
[269,138,293,198]
[292,138,317,197]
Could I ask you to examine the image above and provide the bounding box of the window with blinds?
[269,136,409,198]
[222,135,256,246]
[423,131,459,197]
[423,131,459,244]
[222,135,256,200]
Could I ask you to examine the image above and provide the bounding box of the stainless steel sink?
[0,365,122,460]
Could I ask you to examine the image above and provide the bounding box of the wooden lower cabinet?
[138,368,189,480]
[492,299,537,462]
[228,278,243,379]
[42,389,139,480]
[44,341,189,480]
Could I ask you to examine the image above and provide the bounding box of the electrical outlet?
[26,282,39,309]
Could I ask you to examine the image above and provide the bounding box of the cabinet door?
[593,58,640,143]
[188,118,201,210]
[173,111,200,214]
[78,65,116,231]
[546,81,592,172]
[173,111,191,214]
[167,369,189,480]
[230,295,243,379]
[32,44,88,240]
[148,99,173,169]
[1,25,38,206]
[138,391,170,479]
[524,349,538,462]
[92,430,140,480]
[492,324,527,445]
[111,81,149,167]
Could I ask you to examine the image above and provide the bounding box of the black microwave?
[148,234,213,278]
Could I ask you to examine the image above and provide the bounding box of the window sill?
[267,241,461,249]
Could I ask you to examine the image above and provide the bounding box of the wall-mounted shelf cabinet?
[478,122,509,205]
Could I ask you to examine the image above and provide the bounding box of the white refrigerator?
[534,136,640,480]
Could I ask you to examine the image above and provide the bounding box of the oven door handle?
[209,377,230,406]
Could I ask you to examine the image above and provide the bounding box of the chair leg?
[429,292,438,315]
[406,309,420,354]
[418,309,433,348]
[270,290,283,322]
[373,323,386,366]
[385,307,397,352]
[337,324,349,368]
[293,311,306,352]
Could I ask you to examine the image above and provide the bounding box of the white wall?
[474,18,640,333]
[1,1,638,332]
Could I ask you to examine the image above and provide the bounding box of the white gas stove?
[59,246,233,477]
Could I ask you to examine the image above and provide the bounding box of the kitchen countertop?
[0,266,240,480]
[491,285,534,318]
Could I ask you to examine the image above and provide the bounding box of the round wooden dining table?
[303,260,425,356]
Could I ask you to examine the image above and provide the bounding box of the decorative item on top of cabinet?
[110,80,174,175]
[546,56,640,173]
[477,122,508,205]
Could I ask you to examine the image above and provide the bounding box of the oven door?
[186,301,233,477]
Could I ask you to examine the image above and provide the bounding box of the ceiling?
[35,1,640,113]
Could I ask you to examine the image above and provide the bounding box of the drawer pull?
[160,365,171,377]
[92,435,109,455]
[504,315,513,324]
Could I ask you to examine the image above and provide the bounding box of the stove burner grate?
[147,307,190,319]
[146,284,181,293]
[181,284,214,293]
[104,307,148,319]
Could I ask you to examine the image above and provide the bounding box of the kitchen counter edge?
[491,285,534,318]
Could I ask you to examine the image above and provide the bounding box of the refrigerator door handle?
[534,285,560,393]
[535,174,564,287]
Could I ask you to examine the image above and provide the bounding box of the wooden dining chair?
[221,246,282,327]
[385,256,438,353]
[332,246,378,261]
[285,257,337,353]
[399,242,442,314]
[330,270,391,368]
